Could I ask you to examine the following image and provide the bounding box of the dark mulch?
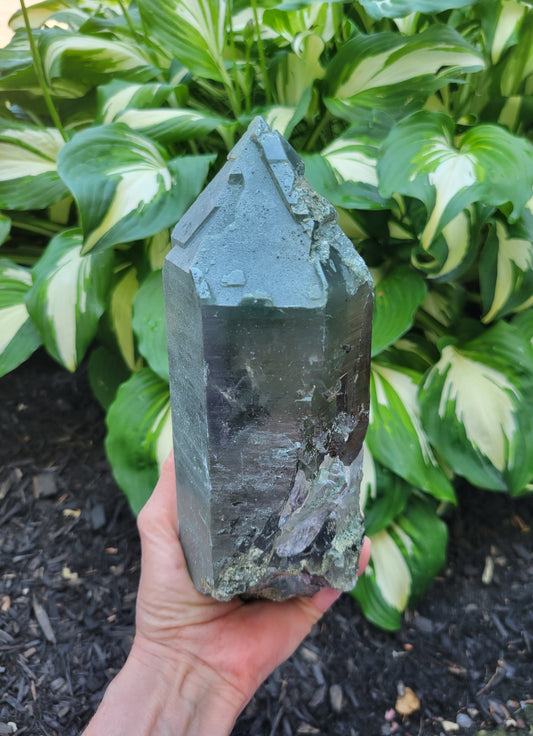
[1,353,532,736]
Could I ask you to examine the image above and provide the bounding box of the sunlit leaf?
[0,259,42,377]
[40,28,156,97]
[0,120,67,210]
[137,0,227,81]
[112,108,226,144]
[97,80,178,124]
[105,368,172,514]
[263,3,340,43]
[326,26,483,116]
[371,265,427,357]
[368,361,455,501]
[132,270,168,382]
[353,493,447,631]
[420,322,533,494]
[109,266,140,372]
[56,124,214,253]
[25,228,114,371]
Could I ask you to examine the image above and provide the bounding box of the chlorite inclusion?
[163,117,373,601]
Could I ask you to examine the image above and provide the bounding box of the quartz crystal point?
[164,117,373,601]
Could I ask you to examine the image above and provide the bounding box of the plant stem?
[227,0,242,116]
[10,213,63,236]
[305,110,331,152]
[20,0,68,141]
[250,0,272,105]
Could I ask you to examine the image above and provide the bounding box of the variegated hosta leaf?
[132,270,168,383]
[147,229,172,271]
[111,108,226,145]
[273,33,324,110]
[0,259,42,378]
[362,455,411,536]
[325,26,483,118]
[480,218,533,323]
[56,124,214,254]
[105,368,172,515]
[97,80,178,124]
[480,0,528,65]
[263,3,341,43]
[40,29,157,98]
[378,111,533,250]
[499,5,533,96]
[25,228,114,371]
[368,361,455,501]
[359,0,476,20]
[512,309,533,347]
[352,493,447,631]
[0,30,39,94]
[0,120,68,210]
[419,322,533,495]
[371,265,427,357]
[302,153,388,210]
[411,207,478,281]
[137,0,227,81]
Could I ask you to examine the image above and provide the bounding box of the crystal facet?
[164,117,373,601]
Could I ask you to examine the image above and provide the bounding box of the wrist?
[82,637,246,736]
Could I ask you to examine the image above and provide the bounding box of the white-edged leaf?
[0,259,42,377]
[368,361,455,501]
[132,270,168,382]
[40,28,156,98]
[420,322,533,495]
[25,228,114,371]
[352,493,447,631]
[113,108,226,144]
[137,0,227,81]
[0,120,68,210]
[263,4,340,43]
[371,265,427,357]
[302,153,389,210]
[56,124,214,254]
[480,218,533,323]
[411,207,477,281]
[359,0,476,20]
[273,33,325,108]
[105,368,172,515]
[97,80,178,124]
[378,111,533,249]
[326,26,483,112]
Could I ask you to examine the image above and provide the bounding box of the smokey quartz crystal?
[163,117,373,601]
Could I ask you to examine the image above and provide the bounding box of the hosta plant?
[1,0,533,631]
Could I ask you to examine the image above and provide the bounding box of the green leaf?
[132,270,168,382]
[137,0,228,81]
[302,153,388,210]
[0,215,11,246]
[56,124,213,254]
[359,0,476,20]
[40,28,157,98]
[367,361,456,501]
[480,218,533,323]
[479,0,528,64]
[0,120,68,210]
[263,3,341,42]
[371,265,427,357]
[109,267,141,372]
[105,367,172,515]
[326,26,483,115]
[0,259,42,378]
[378,111,533,249]
[25,228,114,371]
[420,322,533,495]
[97,80,178,124]
[112,108,226,145]
[363,461,411,537]
[353,493,447,631]
[88,344,130,410]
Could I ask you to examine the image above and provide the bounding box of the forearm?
[81,643,245,736]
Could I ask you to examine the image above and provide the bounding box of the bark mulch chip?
[1,353,532,736]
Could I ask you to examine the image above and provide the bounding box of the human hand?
[83,454,370,736]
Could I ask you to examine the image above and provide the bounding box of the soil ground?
[1,353,532,736]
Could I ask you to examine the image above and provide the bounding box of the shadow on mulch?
[0,352,532,736]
